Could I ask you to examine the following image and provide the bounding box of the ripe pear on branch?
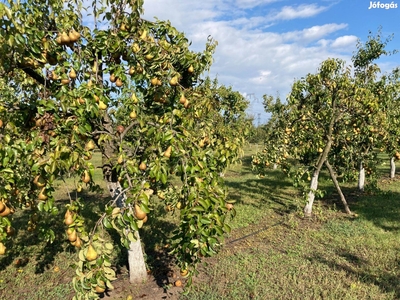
[163,146,172,158]
[85,244,98,261]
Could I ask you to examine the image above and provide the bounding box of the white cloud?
[141,0,366,123]
[331,35,359,48]
[268,4,329,21]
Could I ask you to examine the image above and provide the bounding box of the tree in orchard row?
[0,0,250,298]
[252,32,397,216]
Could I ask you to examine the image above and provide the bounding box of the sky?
[142,0,400,124]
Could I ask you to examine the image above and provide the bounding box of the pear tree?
[253,33,397,216]
[0,0,250,298]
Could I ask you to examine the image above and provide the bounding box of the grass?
[2,145,400,299]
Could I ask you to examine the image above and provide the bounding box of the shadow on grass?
[308,250,400,298]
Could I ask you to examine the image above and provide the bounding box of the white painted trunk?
[107,182,147,284]
[273,163,277,170]
[304,173,319,217]
[390,157,396,178]
[358,162,365,191]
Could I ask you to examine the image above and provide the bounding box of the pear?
[0,206,11,217]
[128,66,135,75]
[86,244,98,261]
[66,228,74,236]
[183,99,190,109]
[134,204,147,220]
[139,162,147,171]
[85,140,95,151]
[68,30,80,42]
[68,230,77,242]
[117,155,124,164]
[51,70,58,80]
[169,75,179,86]
[179,94,187,104]
[82,170,90,183]
[95,284,106,293]
[145,54,154,61]
[188,65,194,73]
[129,110,137,119]
[38,188,48,200]
[55,34,62,45]
[98,101,108,110]
[132,43,140,53]
[33,175,46,188]
[163,146,172,158]
[60,32,70,45]
[150,78,159,86]
[0,242,6,255]
[0,202,5,213]
[115,78,123,87]
[61,78,70,85]
[110,74,116,83]
[131,93,139,104]
[64,212,74,225]
[72,236,82,248]
[69,68,77,79]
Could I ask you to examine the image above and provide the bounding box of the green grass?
[2,145,400,299]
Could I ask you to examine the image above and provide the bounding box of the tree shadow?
[307,249,400,298]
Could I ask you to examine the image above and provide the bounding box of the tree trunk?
[106,181,148,284]
[304,172,319,217]
[273,163,277,170]
[98,112,147,284]
[358,161,365,191]
[325,160,352,214]
[390,157,396,178]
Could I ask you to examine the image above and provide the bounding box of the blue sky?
[142,0,400,124]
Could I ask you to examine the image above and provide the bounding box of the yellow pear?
[129,66,135,75]
[150,78,159,86]
[139,162,147,171]
[110,73,116,82]
[68,230,77,242]
[61,78,70,85]
[95,284,106,293]
[0,206,11,217]
[38,188,48,200]
[163,146,172,158]
[60,32,70,44]
[132,43,140,53]
[72,236,82,248]
[0,202,5,213]
[82,170,90,183]
[115,78,123,87]
[183,99,190,109]
[0,242,6,255]
[117,155,124,164]
[134,204,147,220]
[98,101,107,110]
[188,65,194,73]
[169,75,179,86]
[64,214,74,226]
[69,68,77,79]
[86,244,98,261]
[33,175,46,188]
[131,93,138,103]
[129,110,137,119]
[85,140,95,151]
[179,94,186,104]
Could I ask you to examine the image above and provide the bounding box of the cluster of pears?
[33,175,48,200]
[179,93,190,108]
[65,210,83,248]
[109,73,123,87]
[56,29,81,46]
